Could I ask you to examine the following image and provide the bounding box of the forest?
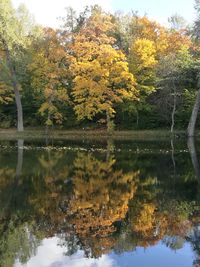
[0,0,200,134]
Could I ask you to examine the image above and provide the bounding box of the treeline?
[0,0,200,133]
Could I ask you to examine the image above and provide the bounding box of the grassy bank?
[0,128,187,141]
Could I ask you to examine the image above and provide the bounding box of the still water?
[0,138,200,267]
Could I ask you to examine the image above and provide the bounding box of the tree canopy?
[0,2,199,133]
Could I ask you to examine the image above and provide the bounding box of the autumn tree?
[28,28,72,128]
[67,151,139,256]
[70,8,137,132]
[115,16,165,127]
[128,38,157,126]
[0,57,13,106]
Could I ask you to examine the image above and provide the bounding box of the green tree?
[157,46,193,132]
[0,0,40,131]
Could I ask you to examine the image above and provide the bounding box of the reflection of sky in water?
[14,237,117,267]
[14,237,194,267]
[111,242,193,267]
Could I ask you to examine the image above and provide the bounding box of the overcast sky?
[12,0,196,28]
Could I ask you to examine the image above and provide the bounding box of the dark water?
[0,138,200,267]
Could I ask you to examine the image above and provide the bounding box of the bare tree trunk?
[2,40,24,132]
[187,137,200,183]
[171,79,176,133]
[187,89,200,137]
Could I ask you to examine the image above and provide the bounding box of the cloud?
[12,0,112,28]
[14,237,117,267]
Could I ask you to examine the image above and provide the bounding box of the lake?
[0,137,200,267]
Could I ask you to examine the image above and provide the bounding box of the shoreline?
[0,128,187,140]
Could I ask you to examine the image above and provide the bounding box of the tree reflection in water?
[0,139,200,266]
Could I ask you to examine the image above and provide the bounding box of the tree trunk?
[16,139,24,180]
[13,77,24,132]
[106,138,114,161]
[171,79,176,133]
[136,110,139,128]
[106,110,112,133]
[3,41,24,132]
[187,137,200,183]
[187,88,200,137]
[171,139,176,174]
[45,111,51,135]
[170,139,176,194]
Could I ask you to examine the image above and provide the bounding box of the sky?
[12,0,196,28]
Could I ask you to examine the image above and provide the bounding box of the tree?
[0,57,13,105]
[187,62,200,136]
[67,151,139,257]
[61,6,90,34]
[187,0,200,136]
[61,7,77,33]
[28,28,72,128]
[129,38,157,92]
[193,0,200,40]
[128,38,157,126]
[168,14,187,31]
[0,1,39,131]
[157,46,193,133]
[70,9,138,131]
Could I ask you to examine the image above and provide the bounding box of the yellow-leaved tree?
[129,38,158,93]
[28,28,72,128]
[70,8,138,132]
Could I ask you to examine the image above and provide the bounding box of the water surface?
[0,138,200,267]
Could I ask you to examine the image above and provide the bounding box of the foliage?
[70,10,137,130]
[28,28,72,126]
[0,3,199,131]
